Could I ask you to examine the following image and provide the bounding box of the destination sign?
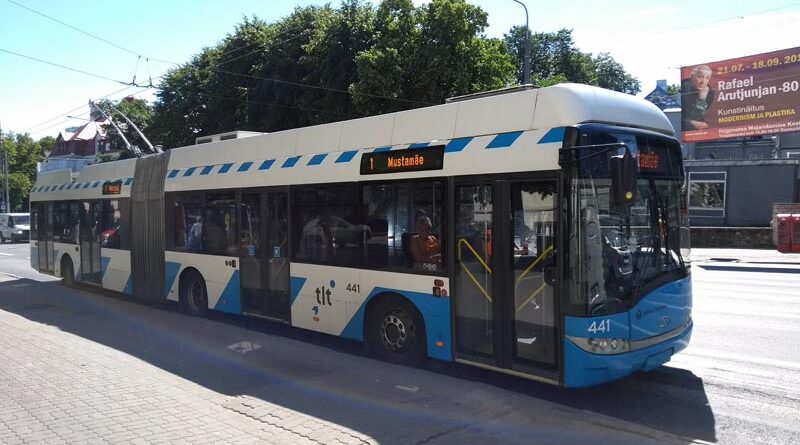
[360,145,445,175]
[102,180,123,195]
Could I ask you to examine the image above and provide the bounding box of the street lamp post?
[511,0,531,85]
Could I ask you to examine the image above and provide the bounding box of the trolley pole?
[511,0,531,85]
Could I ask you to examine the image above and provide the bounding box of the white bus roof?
[164,83,673,168]
[32,83,675,199]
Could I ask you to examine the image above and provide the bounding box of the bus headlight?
[568,336,630,354]
[17,230,23,234]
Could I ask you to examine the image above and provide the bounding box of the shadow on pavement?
[0,277,715,444]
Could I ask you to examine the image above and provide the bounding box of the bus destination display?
[102,180,123,195]
[360,145,445,175]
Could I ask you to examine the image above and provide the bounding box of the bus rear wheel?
[180,270,208,316]
[369,298,426,366]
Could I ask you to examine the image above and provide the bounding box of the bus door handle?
[543,266,556,286]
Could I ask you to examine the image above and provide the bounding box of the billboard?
[681,47,800,142]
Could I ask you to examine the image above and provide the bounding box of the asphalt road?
[1,241,798,444]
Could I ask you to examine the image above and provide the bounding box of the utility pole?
[0,120,8,212]
[511,0,531,85]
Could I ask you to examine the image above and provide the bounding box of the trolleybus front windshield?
[569,128,689,316]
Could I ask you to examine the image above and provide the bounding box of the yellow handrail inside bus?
[514,244,553,289]
[516,282,547,313]
[457,238,493,303]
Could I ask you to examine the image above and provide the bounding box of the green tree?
[150,0,514,147]
[351,0,514,115]
[1,132,46,211]
[504,27,640,94]
[667,84,681,95]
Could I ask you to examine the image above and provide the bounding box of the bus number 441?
[588,319,611,334]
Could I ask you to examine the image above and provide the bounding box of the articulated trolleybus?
[30,84,691,388]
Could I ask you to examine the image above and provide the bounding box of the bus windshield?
[569,127,690,316]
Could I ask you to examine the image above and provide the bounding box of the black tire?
[368,297,426,366]
[61,258,75,286]
[0,233,5,243]
[180,270,208,316]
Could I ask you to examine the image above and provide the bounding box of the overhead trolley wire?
[5,0,178,65]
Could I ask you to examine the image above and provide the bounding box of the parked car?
[0,213,31,243]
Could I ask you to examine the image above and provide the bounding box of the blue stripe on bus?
[200,166,214,175]
[335,150,358,163]
[124,178,133,185]
[238,162,253,172]
[538,127,565,144]
[122,276,133,295]
[373,146,391,153]
[164,262,181,298]
[168,170,179,178]
[214,270,242,315]
[259,159,275,170]
[308,154,327,166]
[289,277,307,305]
[408,142,429,149]
[339,286,452,362]
[218,163,233,174]
[66,184,74,190]
[183,167,197,177]
[445,137,473,153]
[84,182,92,189]
[100,256,111,281]
[486,131,523,149]
[282,156,301,168]
[59,184,67,190]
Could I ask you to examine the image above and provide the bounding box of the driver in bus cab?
[411,216,441,271]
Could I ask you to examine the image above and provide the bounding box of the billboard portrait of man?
[682,65,714,130]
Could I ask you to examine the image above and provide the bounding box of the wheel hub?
[381,312,410,351]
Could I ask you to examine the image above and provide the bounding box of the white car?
[0,213,31,243]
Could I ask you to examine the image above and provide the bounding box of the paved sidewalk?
[0,275,701,445]
[691,248,800,265]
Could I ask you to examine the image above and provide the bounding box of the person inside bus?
[187,215,203,252]
[410,215,441,271]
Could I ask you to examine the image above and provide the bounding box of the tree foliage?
[0,132,47,212]
[504,27,640,94]
[149,0,639,149]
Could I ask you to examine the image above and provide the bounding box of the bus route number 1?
[587,319,611,334]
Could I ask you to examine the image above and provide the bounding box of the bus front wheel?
[368,297,426,366]
[180,270,208,316]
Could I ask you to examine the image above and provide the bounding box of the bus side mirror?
[610,149,638,212]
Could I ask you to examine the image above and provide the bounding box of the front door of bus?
[240,189,290,321]
[454,180,559,379]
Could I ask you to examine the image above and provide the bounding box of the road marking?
[226,341,262,354]
[395,385,419,393]
[686,347,800,371]
[0,253,13,256]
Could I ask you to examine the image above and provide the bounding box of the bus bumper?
[562,321,692,388]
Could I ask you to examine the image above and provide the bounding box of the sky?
[0,0,798,139]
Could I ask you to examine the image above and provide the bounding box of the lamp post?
[511,0,531,85]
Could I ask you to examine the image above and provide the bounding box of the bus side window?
[362,181,444,272]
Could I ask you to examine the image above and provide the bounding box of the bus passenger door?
[240,189,290,321]
[38,203,53,274]
[80,201,102,284]
[453,179,559,382]
[508,181,558,372]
